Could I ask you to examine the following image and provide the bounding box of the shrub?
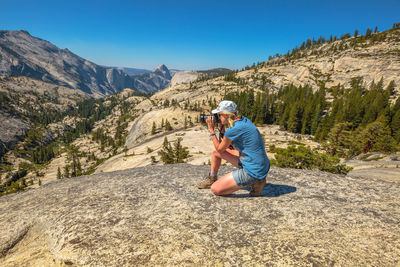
[158,137,190,164]
[269,144,276,152]
[271,145,352,175]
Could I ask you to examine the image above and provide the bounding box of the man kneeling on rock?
[196,100,270,196]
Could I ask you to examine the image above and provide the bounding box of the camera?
[200,113,220,124]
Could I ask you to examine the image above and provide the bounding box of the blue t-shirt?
[224,116,270,179]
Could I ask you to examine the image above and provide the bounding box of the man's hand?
[206,116,215,133]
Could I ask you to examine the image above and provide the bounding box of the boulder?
[0,164,399,266]
[170,71,200,86]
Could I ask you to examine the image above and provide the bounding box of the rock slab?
[0,164,399,266]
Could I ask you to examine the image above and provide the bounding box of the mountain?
[117,67,151,76]
[0,30,173,96]
[130,64,172,93]
[243,28,400,92]
[198,67,231,77]
[170,68,232,86]
[0,30,136,97]
[152,64,171,79]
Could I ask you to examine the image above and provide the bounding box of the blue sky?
[1,0,399,70]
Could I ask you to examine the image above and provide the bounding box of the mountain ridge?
[245,28,400,92]
[0,30,174,96]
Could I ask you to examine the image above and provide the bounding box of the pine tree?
[165,119,172,131]
[280,106,290,130]
[57,167,62,179]
[287,103,301,133]
[64,165,70,178]
[391,109,400,142]
[358,121,397,153]
[77,159,82,176]
[158,137,175,164]
[301,102,313,134]
[366,28,372,37]
[158,137,190,164]
[152,121,156,134]
[385,80,396,96]
[163,99,170,107]
[173,138,190,163]
[325,122,353,156]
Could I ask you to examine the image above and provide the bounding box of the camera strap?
[217,125,224,142]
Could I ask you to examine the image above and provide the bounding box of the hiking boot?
[196,174,217,189]
[249,178,266,197]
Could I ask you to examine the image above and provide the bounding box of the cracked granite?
[0,164,399,266]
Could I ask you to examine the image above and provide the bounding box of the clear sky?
[1,0,399,71]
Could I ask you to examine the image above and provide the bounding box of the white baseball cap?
[212,100,238,114]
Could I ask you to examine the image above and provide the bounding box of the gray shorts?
[232,167,264,187]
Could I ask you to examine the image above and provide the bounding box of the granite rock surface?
[0,164,399,266]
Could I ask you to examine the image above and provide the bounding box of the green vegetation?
[196,68,232,82]
[271,145,352,175]
[1,90,139,194]
[226,77,400,158]
[164,119,173,131]
[63,145,83,178]
[0,168,28,196]
[158,137,190,164]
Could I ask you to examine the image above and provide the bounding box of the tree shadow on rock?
[224,183,297,198]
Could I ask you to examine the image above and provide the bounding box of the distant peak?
[152,64,171,79]
[0,30,31,36]
[19,30,31,35]
[153,64,169,72]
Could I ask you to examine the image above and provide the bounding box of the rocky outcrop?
[0,164,399,266]
[170,71,200,86]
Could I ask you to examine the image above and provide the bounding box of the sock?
[209,172,217,176]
